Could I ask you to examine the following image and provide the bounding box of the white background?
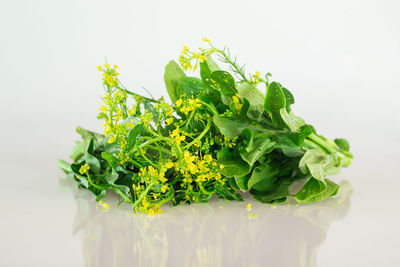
[1,0,400,266]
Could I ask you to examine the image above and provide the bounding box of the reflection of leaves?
[60,176,353,267]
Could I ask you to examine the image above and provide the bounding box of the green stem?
[198,182,214,195]
[132,182,155,209]
[198,100,218,115]
[117,82,160,103]
[184,118,212,149]
[139,149,157,167]
[149,190,174,207]
[86,174,108,190]
[308,133,336,154]
[147,144,171,155]
[216,49,250,83]
[184,109,196,129]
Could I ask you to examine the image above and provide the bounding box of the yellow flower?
[232,94,240,104]
[161,185,168,193]
[181,45,189,55]
[235,103,242,113]
[203,154,212,163]
[183,151,195,164]
[170,127,186,145]
[175,99,183,107]
[114,65,119,69]
[219,164,224,169]
[165,117,173,125]
[198,55,206,63]
[79,163,90,174]
[97,65,102,71]
[107,134,117,144]
[202,38,210,43]
[165,161,174,169]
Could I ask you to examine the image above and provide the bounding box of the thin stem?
[86,174,108,190]
[132,182,155,209]
[198,100,218,115]
[117,82,159,103]
[184,118,212,149]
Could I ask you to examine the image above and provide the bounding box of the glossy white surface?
[1,0,400,266]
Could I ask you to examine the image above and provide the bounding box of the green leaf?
[104,172,118,183]
[240,134,275,166]
[57,160,72,173]
[211,70,237,95]
[274,134,305,157]
[96,190,107,201]
[229,178,240,190]
[218,150,251,178]
[200,56,220,86]
[295,178,339,203]
[234,174,250,191]
[280,108,306,132]
[251,178,291,204]
[101,152,119,169]
[213,116,247,138]
[176,77,210,99]
[335,138,350,151]
[289,125,314,146]
[127,123,144,148]
[299,149,332,181]
[216,185,243,201]
[164,60,186,103]
[69,141,85,162]
[238,82,265,120]
[281,87,295,112]
[248,163,279,192]
[264,82,287,128]
[211,70,237,104]
[240,128,254,152]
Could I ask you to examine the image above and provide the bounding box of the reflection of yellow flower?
[246,203,252,211]
[202,37,210,43]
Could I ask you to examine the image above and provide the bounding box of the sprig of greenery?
[59,38,353,214]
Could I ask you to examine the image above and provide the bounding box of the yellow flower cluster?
[249,70,261,85]
[179,38,211,71]
[170,126,186,145]
[79,163,90,174]
[155,98,174,125]
[132,165,171,215]
[138,112,153,127]
[176,97,201,115]
[98,64,120,87]
[178,151,226,191]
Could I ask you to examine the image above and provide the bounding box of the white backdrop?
[1,1,400,266]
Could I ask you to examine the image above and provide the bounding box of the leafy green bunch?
[58,39,353,214]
